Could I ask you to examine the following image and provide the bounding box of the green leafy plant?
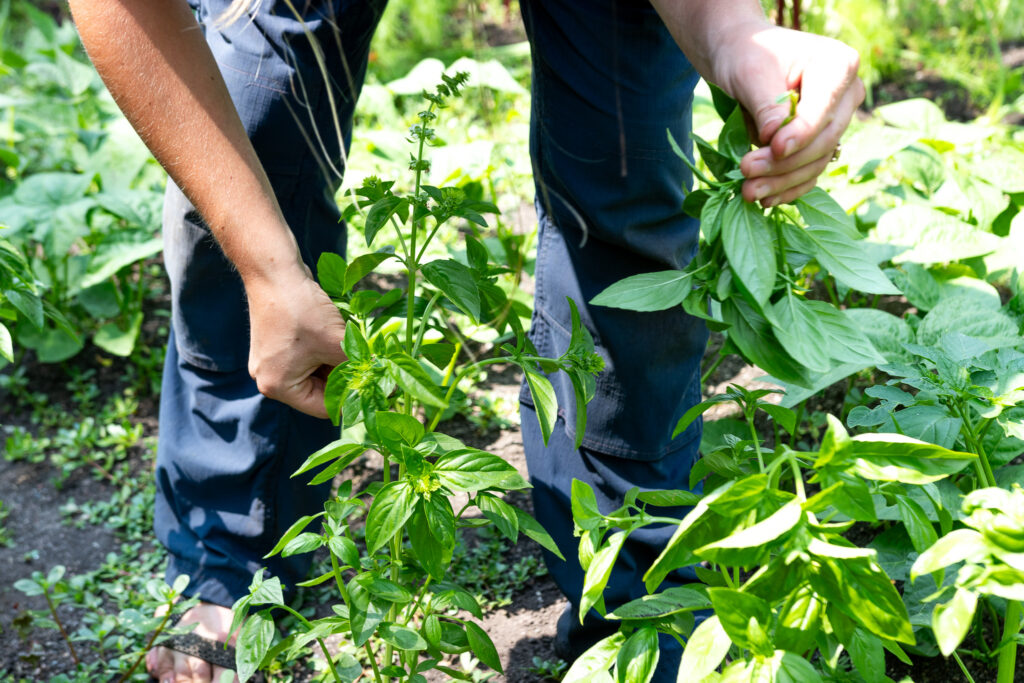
[230,73,601,683]
[564,390,975,683]
[592,87,892,394]
[0,4,165,364]
[911,486,1024,683]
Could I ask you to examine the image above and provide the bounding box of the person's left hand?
[710,23,865,207]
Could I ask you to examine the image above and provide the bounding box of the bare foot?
[146,602,239,683]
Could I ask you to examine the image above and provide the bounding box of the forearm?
[68,0,304,288]
[649,0,770,94]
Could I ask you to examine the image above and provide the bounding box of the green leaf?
[672,396,725,439]
[844,308,915,363]
[292,441,365,479]
[5,288,43,330]
[348,580,387,647]
[635,490,702,507]
[317,252,348,298]
[236,610,274,683]
[607,586,710,620]
[932,588,977,656]
[775,651,824,683]
[721,198,775,306]
[895,144,946,194]
[721,298,808,385]
[375,412,425,452]
[434,449,519,492]
[15,320,83,363]
[788,224,899,294]
[379,622,428,651]
[409,507,449,580]
[346,252,394,293]
[590,271,693,312]
[264,513,322,558]
[329,536,360,568]
[421,259,481,321]
[365,196,407,246]
[771,292,832,373]
[466,621,503,673]
[564,632,626,683]
[708,588,774,654]
[476,494,519,542]
[679,615,731,681]
[701,189,728,243]
[384,354,446,408]
[775,584,822,655]
[802,301,885,366]
[916,296,1020,349]
[693,133,734,182]
[910,529,988,579]
[760,403,797,435]
[718,105,751,161]
[616,626,659,683]
[365,481,417,554]
[795,187,860,240]
[895,496,938,555]
[515,507,565,560]
[524,369,557,446]
[572,479,603,532]
[93,312,144,357]
[82,237,163,290]
[280,531,322,557]
[580,531,627,620]
[0,322,12,362]
[697,498,802,565]
[848,433,976,484]
[876,98,947,134]
[872,205,1002,265]
[842,626,885,683]
[807,556,914,644]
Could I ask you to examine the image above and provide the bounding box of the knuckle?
[843,47,861,77]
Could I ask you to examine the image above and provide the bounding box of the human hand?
[711,23,865,207]
[244,265,346,419]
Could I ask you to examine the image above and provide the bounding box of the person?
[67,0,864,681]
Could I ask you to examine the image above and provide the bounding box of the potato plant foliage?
[577,88,1024,683]
[229,75,601,683]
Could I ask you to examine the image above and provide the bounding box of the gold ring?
[830,143,842,163]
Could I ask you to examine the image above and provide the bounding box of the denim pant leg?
[155,0,385,606]
[520,1,709,679]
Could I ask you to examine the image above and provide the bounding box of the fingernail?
[752,184,770,201]
[783,138,797,157]
[763,196,780,208]
[749,160,769,176]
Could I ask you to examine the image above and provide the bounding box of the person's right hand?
[244,264,347,419]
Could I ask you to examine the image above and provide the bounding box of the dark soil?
[872,67,981,122]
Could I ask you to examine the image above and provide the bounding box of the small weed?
[449,524,547,610]
[528,656,568,681]
[0,499,13,547]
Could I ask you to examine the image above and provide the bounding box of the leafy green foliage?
[229,75,600,682]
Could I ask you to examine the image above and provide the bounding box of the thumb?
[738,64,803,147]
